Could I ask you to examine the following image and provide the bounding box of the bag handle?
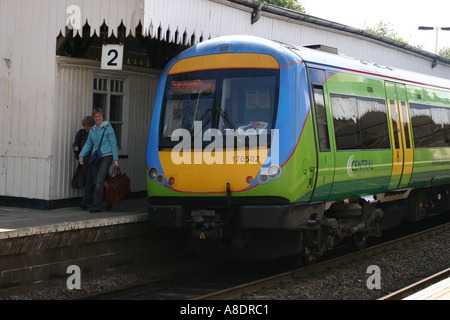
[111,166,122,177]
[97,124,108,150]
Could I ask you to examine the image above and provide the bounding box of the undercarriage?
[148,185,450,264]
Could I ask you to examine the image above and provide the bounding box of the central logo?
[347,155,355,177]
[347,155,374,177]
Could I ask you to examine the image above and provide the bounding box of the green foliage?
[438,47,450,58]
[258,0,306,13]
[364,21,411,44]
[364,21,425,50]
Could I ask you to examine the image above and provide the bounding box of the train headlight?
[148,167,159,180]
[257,164,282,185]
[155,174,164,185]
[257,173,269,185]
[148,166,165,186]
[268,164,282,179]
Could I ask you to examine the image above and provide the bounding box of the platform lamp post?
[418,26,450,54]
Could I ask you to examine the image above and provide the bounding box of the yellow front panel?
[159,148,269,192]
[168,53,280,75]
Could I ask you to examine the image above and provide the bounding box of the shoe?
[79,203,88,210]
[89,208,101,213]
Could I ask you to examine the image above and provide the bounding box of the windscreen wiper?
[214,106,235,129]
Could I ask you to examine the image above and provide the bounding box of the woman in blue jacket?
[79,108,119,213]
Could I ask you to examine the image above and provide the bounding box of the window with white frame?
[93,76,125,152]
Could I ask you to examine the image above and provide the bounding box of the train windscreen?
[160,69,279,148]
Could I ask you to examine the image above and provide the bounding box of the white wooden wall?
[0,0,146,201]
[0,0,57,200]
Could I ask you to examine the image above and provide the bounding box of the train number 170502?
[231,155,260,163]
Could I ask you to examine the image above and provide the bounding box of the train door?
[309,68,335,201]
[385,81,414,189]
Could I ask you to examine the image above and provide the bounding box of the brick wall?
[0,222,181,298]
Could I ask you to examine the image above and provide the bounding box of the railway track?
[73,221,449,300]
[76,259,292,300]
[195,222,449,300]
[70,254,293,300]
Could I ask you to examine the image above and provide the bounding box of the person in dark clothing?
[73,116,94,159]
[73,116,95,209]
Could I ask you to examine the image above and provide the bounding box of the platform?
[0,197,149,240]
[0,198,167,298]
[404,276,450,300]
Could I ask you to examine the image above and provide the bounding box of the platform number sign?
[101,44,124,70]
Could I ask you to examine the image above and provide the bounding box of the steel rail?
[194,222,450,300]
[74,272,196,300]
[379,267,450,300]
[72,264,216,300]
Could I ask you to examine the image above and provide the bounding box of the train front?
[146,36,314,258]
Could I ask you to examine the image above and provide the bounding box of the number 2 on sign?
[107,49,118,66]
[101,44,123,70]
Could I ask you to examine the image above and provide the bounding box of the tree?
[439,47,450,59]
[364,21,425,50]
[364,21,411,44]
[259,0,306,13]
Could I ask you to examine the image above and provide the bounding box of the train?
[146,35,450,264]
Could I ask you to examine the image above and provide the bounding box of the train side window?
[431,106,450,147]
[412,105,450,148]
[400,102,411,149]
[313,86,330,151]
[409,104,433,148]
[358,97,390,149]
[331,94,390,151]
[330,94,361,150]
[389,100,400,149]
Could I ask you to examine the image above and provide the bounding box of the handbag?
[89,125,107,165]
[71,164,85,189]
[89,149,102,165]
[105,167,131,205]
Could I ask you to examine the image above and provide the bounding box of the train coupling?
[189,210,224,240]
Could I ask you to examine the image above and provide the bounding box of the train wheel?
[352,234,367,251]
[296,247,317,266]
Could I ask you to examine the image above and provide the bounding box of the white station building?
[1,0,450,209]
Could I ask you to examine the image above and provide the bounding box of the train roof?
[170,35,450,91]
[277,39,450,91]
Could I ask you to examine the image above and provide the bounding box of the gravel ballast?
[243,229,450,300]
[4,228,449,300]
